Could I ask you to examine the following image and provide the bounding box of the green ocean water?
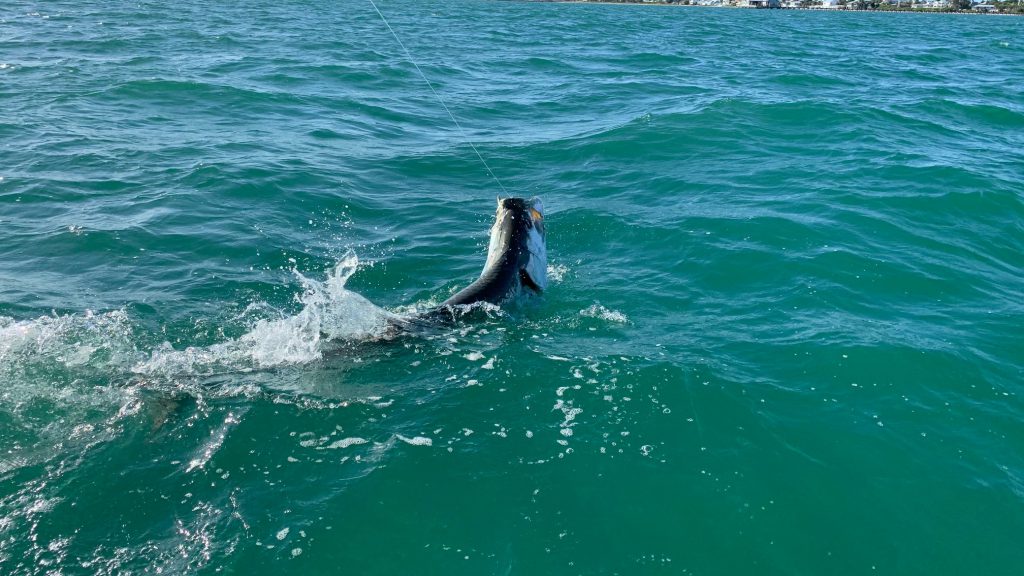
[2,0,1024,574]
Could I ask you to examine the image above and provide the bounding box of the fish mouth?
[494,196,543,234]
[527,198,544,235]
[520,198,547,293]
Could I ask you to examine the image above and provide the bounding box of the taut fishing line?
[366,0,511,196]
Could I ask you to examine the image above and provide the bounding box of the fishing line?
[366,0,510,196]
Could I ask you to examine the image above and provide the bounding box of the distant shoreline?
[533,0,1024,15]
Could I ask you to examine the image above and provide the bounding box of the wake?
[0,255,395,388]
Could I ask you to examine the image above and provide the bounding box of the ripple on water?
[2,2,1024,574]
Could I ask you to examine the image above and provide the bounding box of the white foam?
[0,310,141,456]
[319,437,368,450]
[547,263,569,283]
[396,435,433,446]
[0,309,137,374]
[185,412,241,473]
[133,254,392,376]
[580,304,629,324]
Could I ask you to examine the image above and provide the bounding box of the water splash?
[580,304,629,324]
[547,263,569,283]
[133,254,393,377]
[0,309,139,377]
[0,309,142,465]
[0,254,394,391]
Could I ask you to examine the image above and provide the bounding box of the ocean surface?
[2,1,1023,574]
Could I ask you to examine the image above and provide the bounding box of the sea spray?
[134,254,392,377]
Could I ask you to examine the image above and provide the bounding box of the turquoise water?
[2,1,1024,573]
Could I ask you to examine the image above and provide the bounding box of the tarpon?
[420,197,546,320]
[439,196,546,308]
